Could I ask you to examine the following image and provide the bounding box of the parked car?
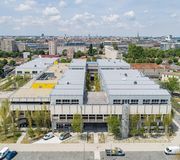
[0,147,9,160]
[43,132,54,140]
[5,151,17,160]
[59,132,71,140]
[164,146,180,155]
[105,148,125,156]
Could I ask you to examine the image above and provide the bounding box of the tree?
[33,111,42,129]
[99,43,104,50]
[88,44,94,56]
[9,60,16,66]
[155,58,162,64]
[62,49,67,56]
[162,77,180,94]
[86,71,91,91]
[168,59,173,64]
[0,100,11,136]
[112,42,118,50]
[163,114,172,135]
[27,128,35,138]
[72,114,83,132]
[94,73,101,91]
[26,111,33,128]
[129,114,140,136]
[107,116,120,137]
[42,105,51,129]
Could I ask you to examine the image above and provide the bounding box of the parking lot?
[100,151,179,160]
[14,152,94,160]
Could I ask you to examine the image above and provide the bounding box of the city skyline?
[0,0,180,36]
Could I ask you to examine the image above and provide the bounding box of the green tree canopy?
[72,114,83,132]
[162,77,180,94]
[107,116,120,137]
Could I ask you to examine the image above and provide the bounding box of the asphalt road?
[12,151,180,160]
[100,151,179,160]
[14,152,94,160]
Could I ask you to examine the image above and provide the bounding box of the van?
[164,146,180,155]
[0,147,9,159]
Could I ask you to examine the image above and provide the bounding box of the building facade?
[10,59,171,133]
[49,40,57,55]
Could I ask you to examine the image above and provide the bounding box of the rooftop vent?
[124,73,128,77]
[34,65,37,67]
[134,81,137,85]
[66,81,70,85]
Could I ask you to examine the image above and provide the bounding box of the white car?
[164,146,180,155]
[0,147,9,159]
[43,132,54,140]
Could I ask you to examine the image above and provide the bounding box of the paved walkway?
[16,132,26,144]
[94,133,99,144]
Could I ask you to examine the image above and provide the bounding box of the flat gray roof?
[51,59,86,97]
[97,59,130,68]
[108,89,170,96]
[69,59,87,68]
[51,89,83,96]
[16,57,58,70]
[99,60,170,97]
[106,84,160,90]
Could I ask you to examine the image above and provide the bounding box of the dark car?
[59,132,71,140]
[106,148,125,156]
[6,151,17,160]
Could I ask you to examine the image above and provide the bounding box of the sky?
[0,0,180,36]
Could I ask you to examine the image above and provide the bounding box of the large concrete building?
[15,57,59,77]
[9,58,171,135]
[0,39,17,52]
[49,40,57,55]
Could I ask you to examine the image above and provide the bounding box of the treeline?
[124,44,180,65]
[0,50,22,58]
[0,59,16,77]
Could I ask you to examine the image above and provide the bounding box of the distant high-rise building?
[48,40,57,55]
[0,39,17,52]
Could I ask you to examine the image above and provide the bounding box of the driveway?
[33,135,62,144]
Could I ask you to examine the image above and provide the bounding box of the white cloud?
[59,0,66,7]
[72,12,94,21]
[124,10,135,20]
[14,16,45,27]
[42,7,61,22]
[0,16,12,24]
[49,15,61,22]
[102,14,120,23]
[15,0,36,11]
[75,0,83,4]
[43,7,60,16]
[170,13,177,18]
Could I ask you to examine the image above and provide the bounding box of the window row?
[113,99,169,104]
[56,99,79,104]
[113,99,139,104]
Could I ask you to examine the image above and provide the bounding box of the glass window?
[113,99,121,104]
[56,99,61,104]
[71,99,79,104]
[143,99,151,104]
[152,99,159,104]
[160,99,168,104]
[62,99,70,104]
[130,99,138,104]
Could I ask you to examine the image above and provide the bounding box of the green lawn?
[0,132,21,143]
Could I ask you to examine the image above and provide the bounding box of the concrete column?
[121,104,130,139]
